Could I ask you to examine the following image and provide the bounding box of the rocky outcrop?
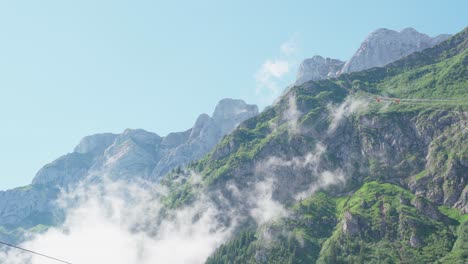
[0,185,59,227]
[152,99,259,177]
[89,129,162,181]
[294,56,345,86]
[74,133,118,155]
[342,211,361,236]
[32,133,118,186]
[32,98,258,186]
[295,28,451,85]
[32,153,94,186]
[0,98,258,235]
[340,27,451,73]
[411,197,446,222]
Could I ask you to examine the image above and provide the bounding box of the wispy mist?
[0,97,362,264]
[284,94,301,135]
[249,178,289,226]
[0,179,234,264]
[327,97,367,134]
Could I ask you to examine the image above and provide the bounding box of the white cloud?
[284,94,301,134]
[280,35,299,56]
[327,97,368,134]
[255,59,290,96]
[258,143,326,173]
[0,179,235,264]
[254,143,346,201]
[249,178,289,226]
[294,169,346,200]
[255,35,300,106]
[261,60,290,79]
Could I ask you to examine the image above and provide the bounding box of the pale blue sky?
[0,0,466,190]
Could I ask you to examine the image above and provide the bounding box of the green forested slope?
[162,28,468,263]
[207,182,465,263]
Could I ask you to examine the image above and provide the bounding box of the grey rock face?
[91,129,162,181]
[430,33,452,46]
[34,99,258,186]
[340,28,451,73]
[409,233,422,248]
[32,153,93,186]
[411,197,446,222]
[0,98,258,236]
[74,133,117,155]
[33,133,118,186]
[294,28,451,85]
[23,99,258,189]
[161,130,191,148]
[0,185,59,227]
[153,99,259,177]
[213,99,262,133]
[342,211,361,236]
[295,56,345,86]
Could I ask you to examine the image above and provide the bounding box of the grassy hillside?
[207,182,463,263]
[159,28,468,263]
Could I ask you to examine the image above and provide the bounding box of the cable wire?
[0,241,72,264]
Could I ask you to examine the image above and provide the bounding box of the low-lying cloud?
[249,178,289,226]
[0,179,234,264]
[327,97,368,134]
[255,143,346,201]
[294,169,346,200]
[284,94,301,135]
[0,96,364,264]
[257,143,325,174]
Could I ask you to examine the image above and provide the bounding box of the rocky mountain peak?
[431,33,452,45]
[190,113,214,140]
[400,27,419,33]
[295,56,345,86]
[212,99,258,122]
[340,27,451,73]
[116,129,162,147]
[74,133,117,155]
[30,98,258,186]
[212,99,259,135]
[294,27,451,86]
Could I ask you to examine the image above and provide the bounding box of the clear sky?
[0,0,466,190]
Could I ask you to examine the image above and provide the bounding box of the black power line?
[0,241,72,264]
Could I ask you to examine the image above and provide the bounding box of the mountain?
[0,98,258,243]
[1,27,466,264]
[163,27,467,263]
[340,27,451,73]
[295,27,452,86]
[294,56,345,86]
[33,98,258,186]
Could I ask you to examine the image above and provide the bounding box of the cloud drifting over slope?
[327,96,368,134]
[0,98,362,264]
[0,180,233,264]
[249,178,289,226]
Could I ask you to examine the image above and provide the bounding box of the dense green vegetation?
[188,28,468,192]
[318,182,457,263]
[207,192,338,264]
[207,182,462,263]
